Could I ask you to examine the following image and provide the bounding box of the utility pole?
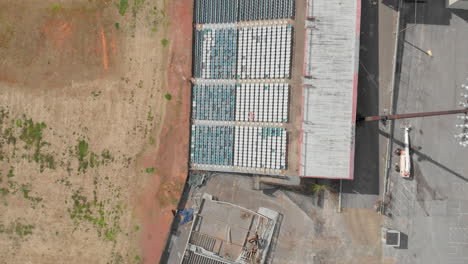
[357,109,468,123]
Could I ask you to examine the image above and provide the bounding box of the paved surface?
[166,175,318,263]
[342,0,399,207]
[164,174,383,264]
[383,1,468,263]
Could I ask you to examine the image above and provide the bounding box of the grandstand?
[190,0,361,179]
[193,28,237,79]
[190,125,234,166]
[193,25,293,80]
[190,125,287,170]
[235,83,289,123]
[190,0,295,175]
[194,0,295,24]
[233,127,287,170]
[237,25,292,79]
[192,84,236,121]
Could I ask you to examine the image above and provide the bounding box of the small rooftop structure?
[181,194,279,264]
[381,228,401,248]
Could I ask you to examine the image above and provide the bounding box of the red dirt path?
[135,1,193,263]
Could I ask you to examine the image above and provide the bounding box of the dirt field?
[0,0,191,263]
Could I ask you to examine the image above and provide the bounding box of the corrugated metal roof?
[301,0,360,179]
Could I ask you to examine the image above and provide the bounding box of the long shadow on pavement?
[378,129,468,182]
[451,8,468,23]
[343,0,380,195]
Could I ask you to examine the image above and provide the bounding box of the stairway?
[189,231,217,252]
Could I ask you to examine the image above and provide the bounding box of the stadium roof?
[300,0,361,179]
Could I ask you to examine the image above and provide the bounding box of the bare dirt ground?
[0,0,191,263]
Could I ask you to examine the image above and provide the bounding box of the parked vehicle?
[394,126,411,178]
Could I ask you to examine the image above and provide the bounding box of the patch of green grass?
[89,152,98,168]
[105,228,118,241]
[76,140,89,172]
[135,255,141,261]
[164,93,172,100]
[0,188,9,196]
[161,39,169,47]
[18,118,46,147]
[20,184,31,199]
[74,141,113,172]
[114,22,120,30]
[36,154,56,172]
[147,109,154,121]
[0,108,8,125]
[91,91,101,98]
[116,0,129,16]
[7,180,17,192]
[134,225,139,231]
[132,0,145,17]
[14,116,55,172]
[4,127,16,145]
[7,167,14,178]
[149,6,167,32]
[145,167,155,173]
[69,191,93,221]
[149,136,155,145]
[14,222,34,238]
[68,189,122,242]
[111,252,124,264]
[20,184,43,205]
[101,149,113,164]
[137,80,144,89]
[77,140,89,159]
[0,220,34,238]
[50,3,63,12]
[311,183,329,193]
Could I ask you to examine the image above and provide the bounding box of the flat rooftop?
[180,194,279,264]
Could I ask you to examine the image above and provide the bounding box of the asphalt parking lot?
[382,1,468,263]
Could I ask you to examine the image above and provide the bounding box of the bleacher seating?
[192,84,236,121]
[235,83,289,123]
[190,125,234,166]
[193,29,237,79]
[238,0,295,21]
[194,0,295,23]
[194,0,239,24]
[237,25,293,79]
[234,126,287,169]
[191,1,295,170]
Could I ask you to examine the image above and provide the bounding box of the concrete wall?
[447,0,468,10]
